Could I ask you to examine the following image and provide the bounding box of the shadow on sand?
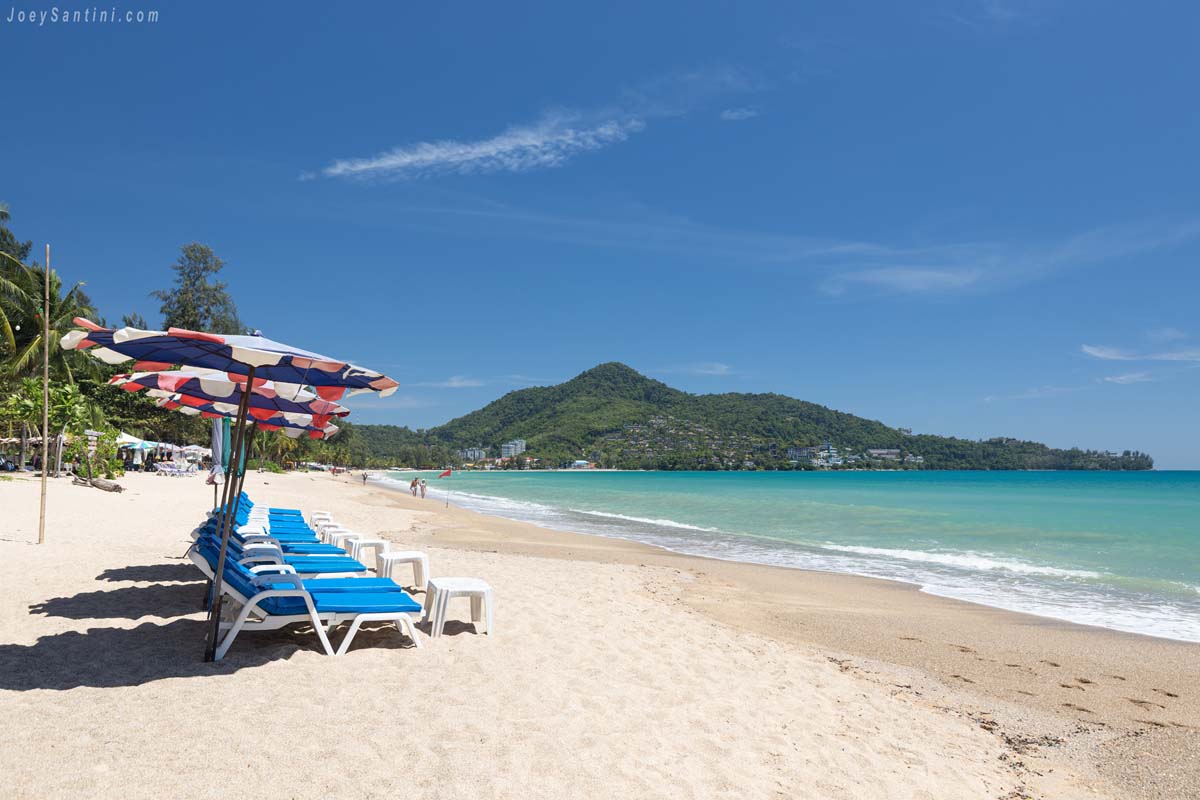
[0,614,417,690]
[7,561,422,689]
[95,563,203,584]
[30,583,207,621]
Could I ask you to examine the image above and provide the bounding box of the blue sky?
[5,1,1199,467]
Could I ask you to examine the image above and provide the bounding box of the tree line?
[0,204,354,474]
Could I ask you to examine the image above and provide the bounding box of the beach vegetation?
[151,243,244,334]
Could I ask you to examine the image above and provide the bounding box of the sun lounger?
[193,535,369,576]
[201,554,422,659]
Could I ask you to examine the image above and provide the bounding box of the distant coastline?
[351,362,1153,472]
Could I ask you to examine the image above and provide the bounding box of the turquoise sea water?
[381,470,1200,642]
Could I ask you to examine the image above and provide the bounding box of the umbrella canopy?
[62,318,382,663]
[153,397,340,439]
[109,370,351,421]
[62,318,399,400]
[115,432,143,446]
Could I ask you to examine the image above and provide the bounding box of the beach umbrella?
[62,318,399,399]
[153,396,341,439]
[61,318,397,662]
[108,370,351,419]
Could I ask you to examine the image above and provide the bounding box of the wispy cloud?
[942,0,1048,30]
[822,267,983,295]
[1104,372,1152,385]
[392,199,1200,298]
[984,384,1086,402]
[414,375,485,388]
[1147,327,1188,343]
[659,362,734,376]
[318,113,645,181]
[720,107,759,121]
[1082,344,1200,363]
[314,69,755,181]
[689,362,733,376]
[341,394,431,410]
[1081,344,1137,361]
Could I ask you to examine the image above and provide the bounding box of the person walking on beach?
[419,479,427,499]
[362,473,367,486]
[410,477,419,497]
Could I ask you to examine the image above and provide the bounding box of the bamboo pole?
[204,366,255,662]
[38,244,49,545]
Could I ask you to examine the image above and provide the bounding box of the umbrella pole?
[204,366,256,662]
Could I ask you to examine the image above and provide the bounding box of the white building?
[459,447,488,462]
[500,439,527,458]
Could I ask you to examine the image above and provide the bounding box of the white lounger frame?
[188,550,420,660]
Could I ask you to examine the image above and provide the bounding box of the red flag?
[437,469,452,478]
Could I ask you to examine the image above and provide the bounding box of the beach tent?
[61,318,397,662]
[115,432,143,447]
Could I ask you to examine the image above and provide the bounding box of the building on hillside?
[571,459,593,469]
[787,446,818,460]
[459,447,488,462]
[500,439,527,458]
[867,448,901,460]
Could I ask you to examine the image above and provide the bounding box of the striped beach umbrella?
[153,396,340,439]
[109,370,351,420]
[62,318,399,400]
[60,317,396,662]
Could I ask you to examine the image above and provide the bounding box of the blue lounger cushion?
[258,590,421,616]
[310,591,423,614]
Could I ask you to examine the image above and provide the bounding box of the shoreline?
[371,472,1198,645]
[357,473,1200,799]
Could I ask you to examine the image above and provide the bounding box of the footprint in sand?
[1017,690,1036,696]
[1108,674,1127,681]
[1060,683,1085,691]
[949,644,976,654]
[1127,698,1167,710]
[898,636,922,642]
[1040,660,1061,667]
[1076,677,1095,685]
[1063,703,1094,714]
[950,674,976,684]
[1152,688,1179,698]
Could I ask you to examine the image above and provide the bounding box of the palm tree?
[0,259,100,383]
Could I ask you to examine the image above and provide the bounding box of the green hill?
[353,362,1153,471]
